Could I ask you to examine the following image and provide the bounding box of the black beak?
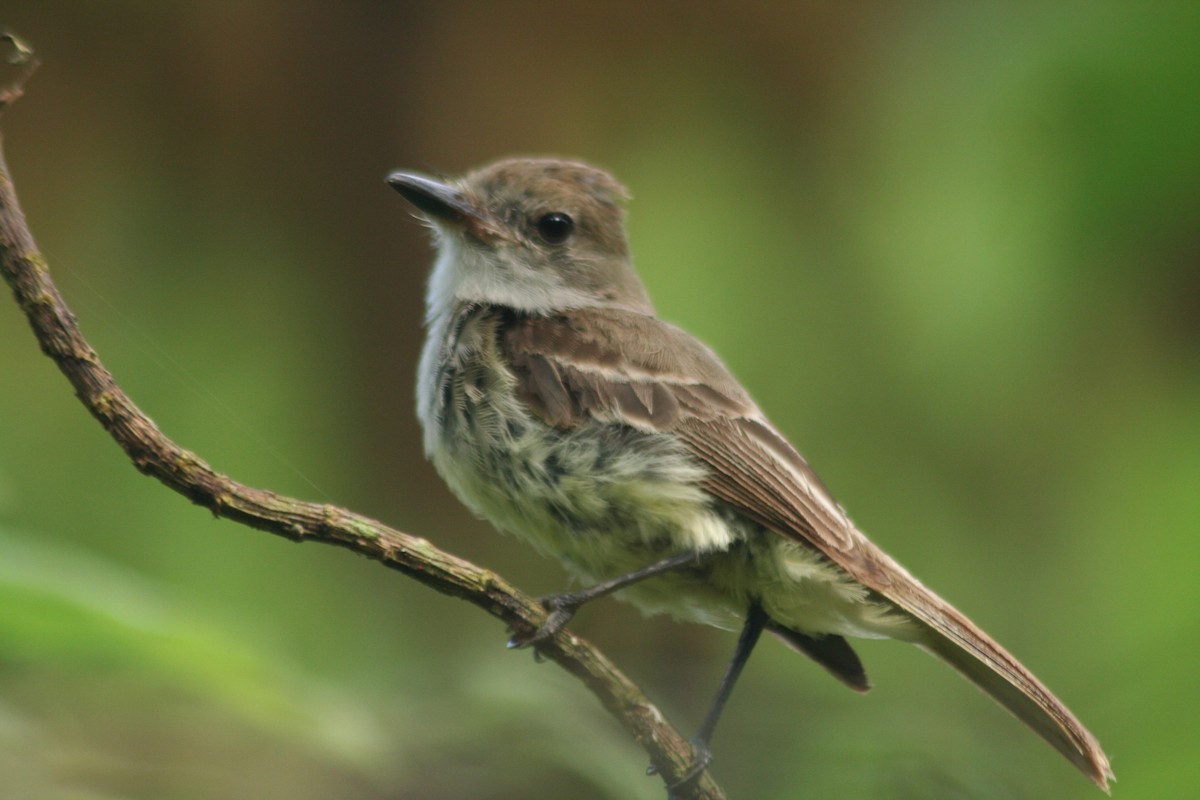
[386,172,482,227]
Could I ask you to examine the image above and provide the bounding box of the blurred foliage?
[1,2,1197,798]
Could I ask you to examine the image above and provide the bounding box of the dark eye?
[535,212,574,244]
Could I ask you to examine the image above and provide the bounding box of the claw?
[671,740,713,787]
[647,738,712,793]
[506,593,581,649]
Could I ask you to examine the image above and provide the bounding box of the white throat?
[424,232,596,323]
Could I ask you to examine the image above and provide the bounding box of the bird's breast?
[416,305,743,576]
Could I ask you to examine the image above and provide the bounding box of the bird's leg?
[508,551,703,648]
[651,601,768,791]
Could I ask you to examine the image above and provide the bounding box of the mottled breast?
[416,303,740,579]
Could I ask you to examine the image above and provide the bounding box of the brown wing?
[501,306,1112,790]
[503,305,857,553]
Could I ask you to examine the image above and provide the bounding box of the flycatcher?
[387,158,1112,790]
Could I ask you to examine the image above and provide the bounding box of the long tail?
[901,592,1115,792]
[818,526,1116,791]
[918,621,1112,791]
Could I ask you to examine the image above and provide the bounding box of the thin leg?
[508,551,702,648]
[655,601,768,791]
[694,600,767,748]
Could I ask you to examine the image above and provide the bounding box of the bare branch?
[0,37,724,800]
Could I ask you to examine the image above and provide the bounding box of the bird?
[386,157,1113,791]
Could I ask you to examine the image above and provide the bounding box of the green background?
[2,3,1197,798]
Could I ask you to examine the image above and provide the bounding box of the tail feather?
[917,620,1113,792]
[828,534,1115,790]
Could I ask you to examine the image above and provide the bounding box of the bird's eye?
[535,212,574,244]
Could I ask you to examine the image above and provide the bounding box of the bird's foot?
[648,738,712,797]
[506,592,581,649]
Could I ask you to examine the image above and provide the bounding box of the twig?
[0,30,37,109]
[0,35,724,800]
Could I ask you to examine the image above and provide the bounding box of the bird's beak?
[387,171,490,232]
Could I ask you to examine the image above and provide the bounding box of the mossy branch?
[0,36,724,800]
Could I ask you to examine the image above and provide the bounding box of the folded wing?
[501,306,1112,790]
